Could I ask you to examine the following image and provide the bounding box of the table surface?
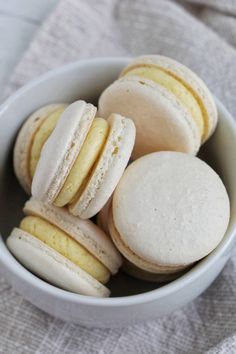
[0,0,58,100]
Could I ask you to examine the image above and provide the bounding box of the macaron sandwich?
[7,199,122,297]
[107,152,230,281]
[99,55,217,158]
[7,54,230,298]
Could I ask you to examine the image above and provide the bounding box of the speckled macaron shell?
[69,113,136,219]
[13,104,66,194]
[32,101,96,203]
[24,198,122,274]
[121,55,218,142]
[98,76,201,159]
[110,152,230,274]
[7,228,110,297]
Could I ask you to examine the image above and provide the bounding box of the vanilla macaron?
[7,199,122,297]
[98,55,217,159]
[14,103,68,193]
[108,152,230,281]
[32,100,136,219]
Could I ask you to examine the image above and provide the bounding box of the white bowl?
[0,58,236,328]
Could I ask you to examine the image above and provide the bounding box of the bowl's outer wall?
[0,58,236,327]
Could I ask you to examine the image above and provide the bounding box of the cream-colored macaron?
[32,100,136,219]
[7,199,122,297]
[13,103,68,193]
[108,152,230,281]
[98,55,217,159]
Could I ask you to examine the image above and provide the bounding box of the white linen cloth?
[1,1,236,352]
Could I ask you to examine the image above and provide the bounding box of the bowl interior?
[0,58,236,298]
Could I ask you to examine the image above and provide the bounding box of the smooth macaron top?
[111,152,230,267]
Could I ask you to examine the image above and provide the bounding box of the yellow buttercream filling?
[20,216,110,283]
[125,67,204,139]
[54,118,109,208]
[29,107,66,179]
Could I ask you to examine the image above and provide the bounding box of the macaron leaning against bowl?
[108,151,230,281]
[7,198,122,297]
[98,55,218,159]
[13,103,68,194]
[31,100,136,219]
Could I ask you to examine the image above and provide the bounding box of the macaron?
[98,55,217,159]
[7,199,122,297]
[32,100,136,219]
[108,152,230,281]
[13,103,68,194]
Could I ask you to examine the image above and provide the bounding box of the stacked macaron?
[8,55,230,298]
[99,55,217,158]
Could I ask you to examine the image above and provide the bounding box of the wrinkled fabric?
[1,0,236,353]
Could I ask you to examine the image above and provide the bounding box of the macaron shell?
[13,104,66,194]
[112,152,230,267]
[32,101,96,203]
[99,76,200,158]
[7,228,110,297]
[24,199,122,274]
[121,55,218,141]
[69,113,136,219]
